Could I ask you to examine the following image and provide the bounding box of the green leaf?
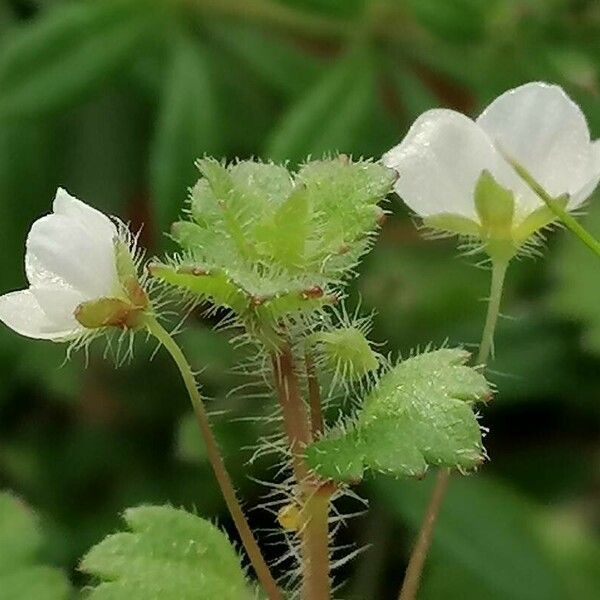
[80,505,254,600]
[208,22,322,97]
[306,349,490,481]
[374,475,567,600]
[254,186,310,268]
[0,0,162,120]
[0,492,70,600]
[265,50,376,164]
[150,35,222,233]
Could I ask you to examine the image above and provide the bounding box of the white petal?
[477,82,596,201]
[31,286,86,330]
[0,289,80,340]
[383,109,519,221]
[570,140,600,209]
[26,212,118,299]
[53,188,117,242]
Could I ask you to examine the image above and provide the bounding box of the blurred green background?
[0,0,598,598]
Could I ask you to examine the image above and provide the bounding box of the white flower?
[0,188,138,341]
[383,82,600,229]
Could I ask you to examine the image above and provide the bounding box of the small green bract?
[80,505,254,600]
[305,349,491,481]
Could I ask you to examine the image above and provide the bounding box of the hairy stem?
[398,258,508,600]
[271,344,331,600]
[146,317,282,600]
[271,346,312,481]
[305,350,324,437]
[477,259,508,365]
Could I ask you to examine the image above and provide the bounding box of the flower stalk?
[397,257,508,600]
[145,316,282,600]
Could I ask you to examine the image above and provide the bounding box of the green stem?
[477,259,508,365]
[145,317,282,600]
[398,468,451,600]
[509,158,600,259]
[398,259,508,600]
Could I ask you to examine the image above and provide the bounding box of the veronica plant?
[0,82,594,600]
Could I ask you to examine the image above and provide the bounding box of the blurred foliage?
[0,0,598,598]
[0,492,70,599]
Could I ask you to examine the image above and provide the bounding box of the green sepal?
[80,505,254,600]
[513,194,568,244]
[306,348,490,482]
[474,170,518,261]
[74,297,145,330]
[114,240,147,308]
[475,170,515,230]
[423,213,481,237]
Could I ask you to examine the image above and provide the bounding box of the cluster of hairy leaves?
[306,349,491,481]
[149,156,395,343]
[81,505,255,600]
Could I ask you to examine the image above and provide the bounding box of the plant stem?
[398,468,450,600]
[271,344,331,600]
[508,157,600,259]
[305,350,324,437]
[146,317,282,600]
[476,259,508,365]
[271,346,312,481]
[397,258,508,600]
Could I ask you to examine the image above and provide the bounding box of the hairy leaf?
[0,492,70,600]
[306,349,490,481]
[81,505,254,600]
[152,157,393,335]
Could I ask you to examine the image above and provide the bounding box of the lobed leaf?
[81,505,254,600]
[306,349,490,481]
[155,156,394,334]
